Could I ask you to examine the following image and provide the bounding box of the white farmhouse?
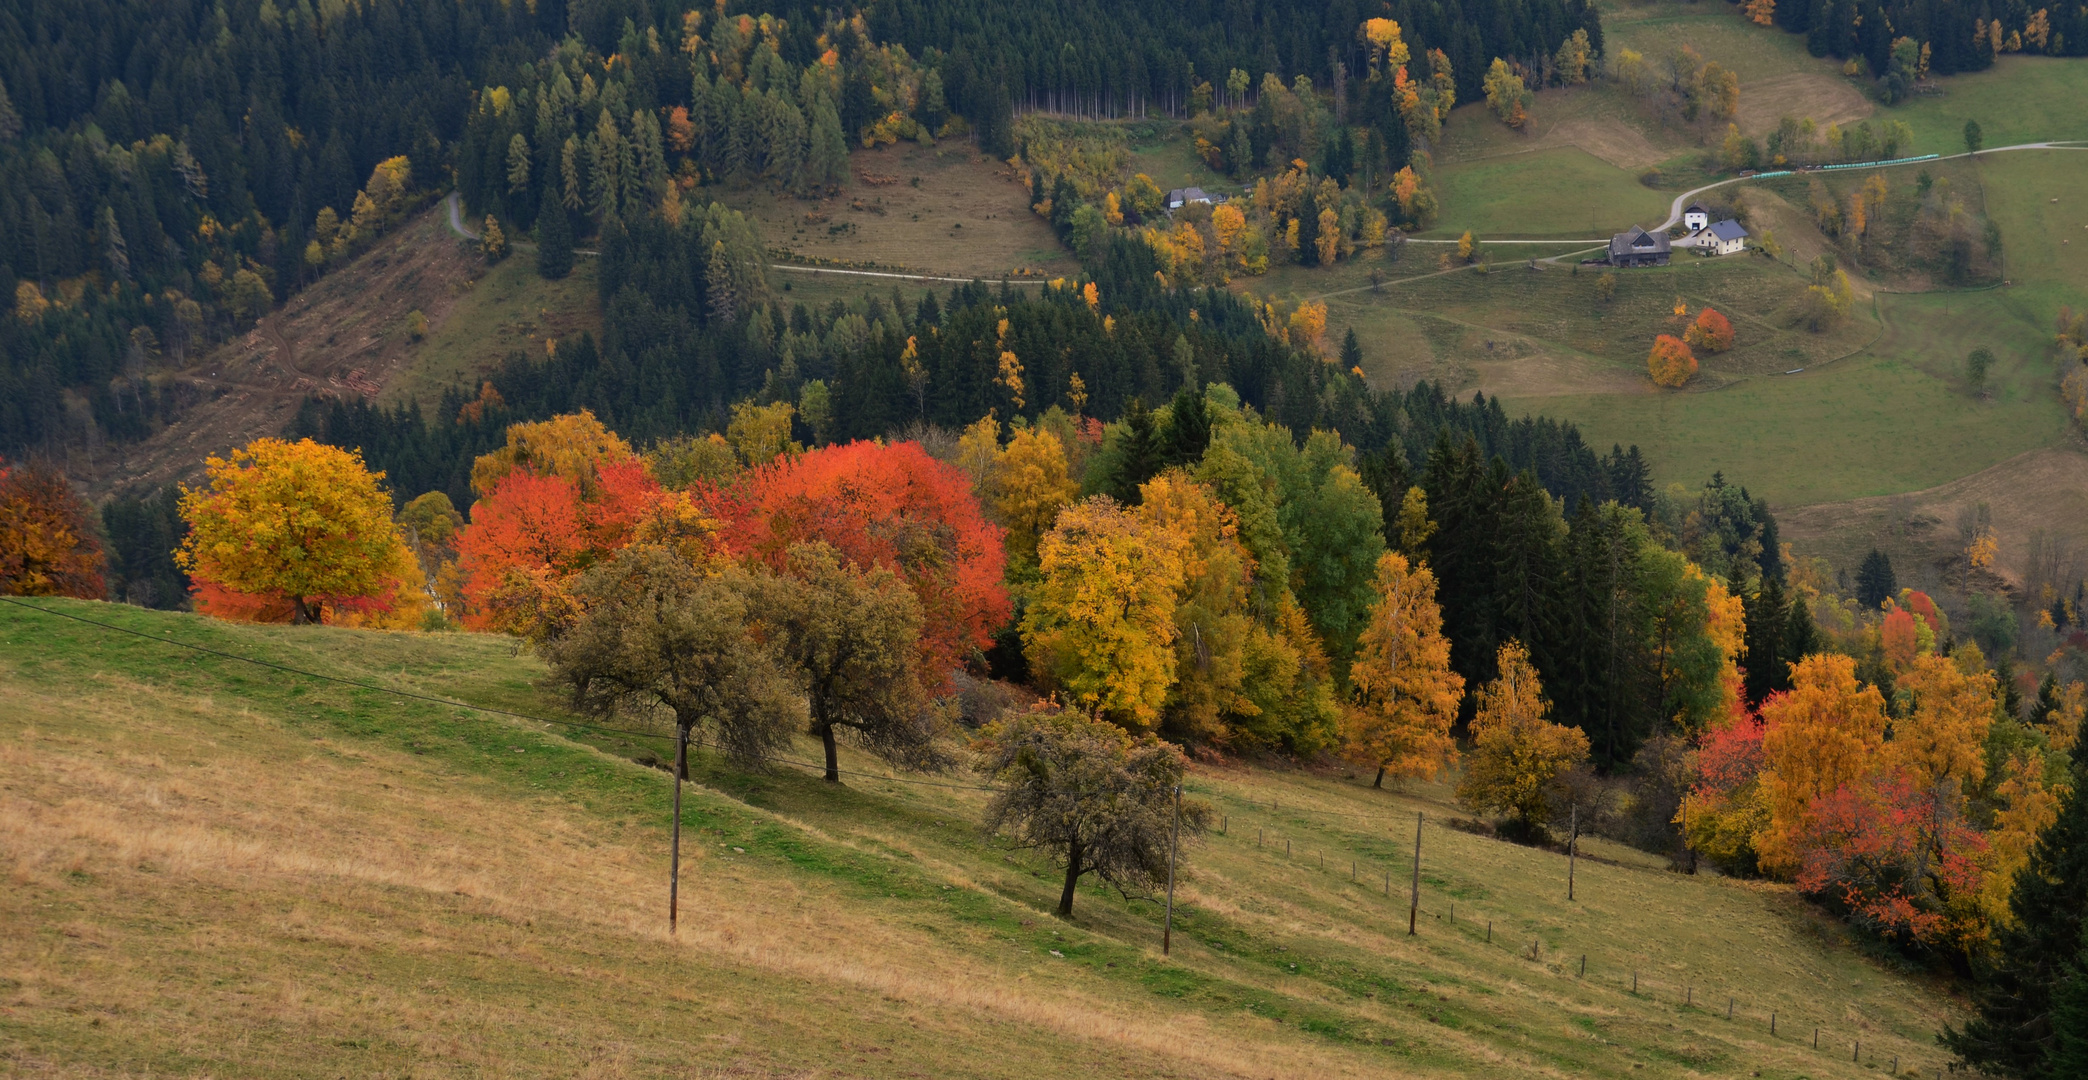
[1684,218,1750,256]
[1682,202,1710,233]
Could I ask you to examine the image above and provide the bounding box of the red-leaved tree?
[709,440,1008,679]
[1684,307,1735,352]
[1794,768,1988,950]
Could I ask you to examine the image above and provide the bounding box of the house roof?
[1610,226,1670,257]
[1706,219,1749,241]
[1684,202,1709,215]
[1167,187,1212,205]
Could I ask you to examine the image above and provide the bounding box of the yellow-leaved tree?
[993,426,1082,570]
[177,438,419,626]
[1756,652,1888,876]
[1344,552,1465,787]
[1135,470,1259,745]
[1021,496,1187,731]
[1456,641,1589,837]
[1890,651,1997,793]
[470,409,637,496]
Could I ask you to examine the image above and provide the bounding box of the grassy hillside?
[2,600,1967,1077]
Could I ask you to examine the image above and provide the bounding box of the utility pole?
[1408,812,1423,936]
[670,721,689,935]
[1163,784,1182,956]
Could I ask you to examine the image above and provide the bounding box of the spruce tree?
[535,186,574,281]
[2049,935,2088,1078]
[1161,386,1210,467]
[1742,572,1791,704]
[1783,587,1821,665]
[1104,398,1163,504]
[1340,328,1364,370]
[1944,751,2088,1077]
[1856,549,1896,610]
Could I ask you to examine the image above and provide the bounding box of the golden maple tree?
[1756,653,1888,875]
[1456,641,1589,834]
[1648,333,1699,388]
[1344,552,1465,786]
[177,438,417,625]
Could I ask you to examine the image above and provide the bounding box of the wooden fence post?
[1568,805,1578,901]
[1408,812,1423,936]
[1162,784,1182,957]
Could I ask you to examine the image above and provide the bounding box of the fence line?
[1202,807,1946,1076]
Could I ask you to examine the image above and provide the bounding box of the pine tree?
[1945,751,2088,1077]
[1604,444,1653,513]
[0,76,20,141]
[1856,549,1896,610]
[1491,467,1561,676]
[1755,498,1783,581]
[536,186,574,281]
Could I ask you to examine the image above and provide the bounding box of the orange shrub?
[1648,334,1699,388]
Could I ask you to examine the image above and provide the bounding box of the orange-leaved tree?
[1021,495,1187,731]
[1755,652,1888,876]
[1648,333,1699,388]
[1456,641,1589,838]
[0,457,106,598]
[711,439,1007,679]
[1344,551,1465,787]
[1684,307,1735,352]
[454,458,699,637]
[176,438,416,625]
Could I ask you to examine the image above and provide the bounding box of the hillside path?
[1655,141,2087,231]
[445,192,480,240]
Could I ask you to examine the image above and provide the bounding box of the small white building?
[1166,186,1220,211]
[1684,218,1750,256]
[1682,202,1711,233]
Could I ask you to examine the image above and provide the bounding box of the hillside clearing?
[2,601,1967,1078]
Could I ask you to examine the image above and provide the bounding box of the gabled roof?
[1610,225,1670,257]
[1706,219,1749,241]
[1684,202,1709,215]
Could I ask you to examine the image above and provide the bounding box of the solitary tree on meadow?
[975,706,1210,917]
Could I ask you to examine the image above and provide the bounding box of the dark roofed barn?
[1608,226,1670,267]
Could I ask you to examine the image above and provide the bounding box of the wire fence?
[0,597,1956,1076]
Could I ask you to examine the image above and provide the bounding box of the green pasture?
[1425,143,1673,239]
[1,598,1966,1078]
[1896,56,2088,154]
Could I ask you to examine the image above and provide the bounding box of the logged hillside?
[1,599,1966,1078]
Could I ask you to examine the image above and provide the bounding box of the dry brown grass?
[716,142,1079,280]
[0,633,1458,1079]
